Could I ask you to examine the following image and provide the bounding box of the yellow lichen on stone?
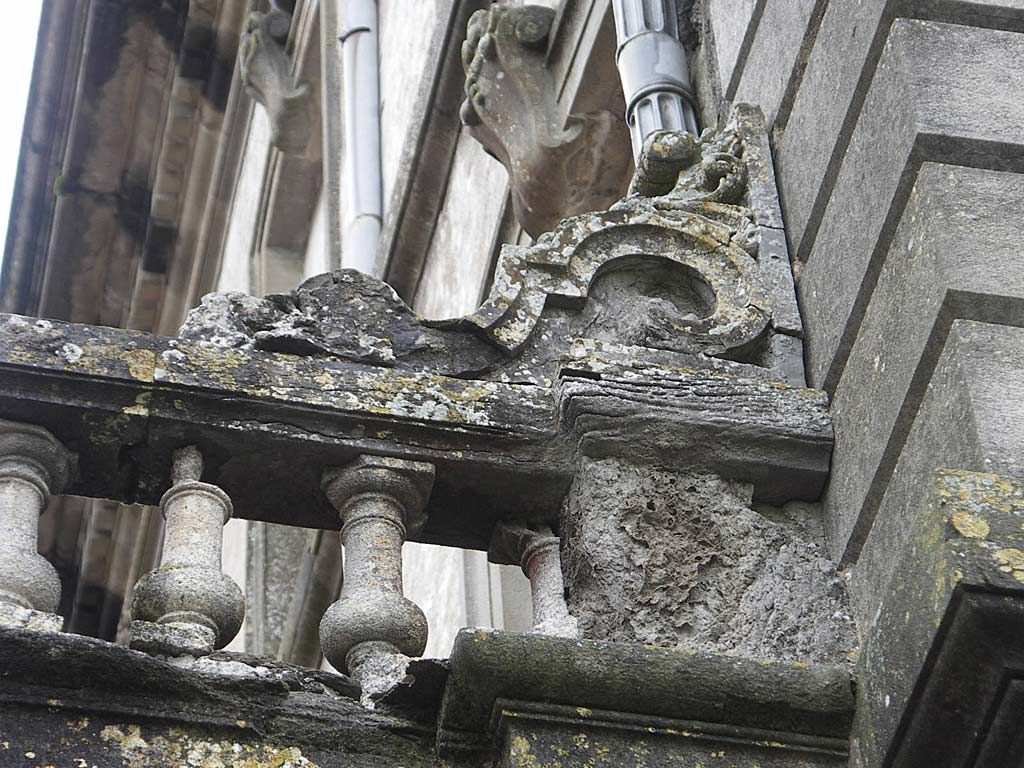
[951,510,990,539]
[994,548,1024,583]
[99,724,320,767]
[120,350,157,382]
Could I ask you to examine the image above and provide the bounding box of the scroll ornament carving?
[180,111,773,377]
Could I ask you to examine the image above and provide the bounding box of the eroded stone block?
[561,456,854,664]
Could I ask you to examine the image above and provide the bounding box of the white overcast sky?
[0,2,43,271]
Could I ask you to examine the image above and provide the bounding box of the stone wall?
[695,1,1024,762]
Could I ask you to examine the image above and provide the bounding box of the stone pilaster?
[130,446,245,656]
[489,522,577,639]
[319,454,434,698]
[0,420,73,632]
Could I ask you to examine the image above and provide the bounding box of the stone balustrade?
[319,454,434,698]
[130,445,245,656]
[490,522,578,639]
[0,420,73,632]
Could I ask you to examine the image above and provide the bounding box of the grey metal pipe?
[612,0,699,159]
[340,0,382,274]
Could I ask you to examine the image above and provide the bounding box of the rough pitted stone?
[129,619,216,658]
[461,4,631,237]
[562,457,855,664]
[0,602,63,633]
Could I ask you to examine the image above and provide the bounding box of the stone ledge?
[0,626,438,766]
[439,628,854,763]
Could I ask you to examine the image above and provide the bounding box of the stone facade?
[0,0,1022,765]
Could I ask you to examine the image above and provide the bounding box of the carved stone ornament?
[460,5,632,237]
[239,10,310,154]
[181,107,791,381]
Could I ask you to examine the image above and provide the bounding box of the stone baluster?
[0,420,73,632]
[130,446,244,656]
[490,522,579,639]
[319,455,434,699]
[612,0,698,158]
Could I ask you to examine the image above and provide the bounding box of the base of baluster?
[0,601,62,633]
[129,620,216,657]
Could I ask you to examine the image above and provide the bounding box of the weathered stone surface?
[439,628,854,762]
[128,619,216,657]
[0,602,63,633]
[179,270,501,372]
[561,457,854,664]
[706,0,757,102]
[558,345,833,502]
[851,320,1024,627]
[798,19,1024,392]
[489,522,578,638]
[0,312,563,545]
[0,627,434,766]
[852,469,1024,767]
[0,419,74,617]
[131,447,245,651]
[461,4,631,237]
[730,0,820,127]
[182,107,804,381]
[823,165,1024,562]
[319,455,434,690]
[777,0,1024,260]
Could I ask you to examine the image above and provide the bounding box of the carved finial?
[461,5,632,237]
[240,10,311,154]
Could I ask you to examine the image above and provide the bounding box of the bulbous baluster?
[319,454,434,700]
[130,446,244,656]
[0,420,73,632]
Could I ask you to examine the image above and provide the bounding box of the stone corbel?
[461,5,632,238]
[240,9,311,154]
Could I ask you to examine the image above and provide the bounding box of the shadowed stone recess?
[562,457,854,664]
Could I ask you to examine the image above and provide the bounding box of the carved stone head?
[461,5,632,238]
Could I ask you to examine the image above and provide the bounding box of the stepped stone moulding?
[181,106,797,382]
[460,4,632,237]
